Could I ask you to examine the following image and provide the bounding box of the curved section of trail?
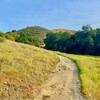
[34,56,85,100]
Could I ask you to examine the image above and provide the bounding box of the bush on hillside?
[16,33,42,47]
[4,32,19,41]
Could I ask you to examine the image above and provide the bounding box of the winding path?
[34,56,84,100]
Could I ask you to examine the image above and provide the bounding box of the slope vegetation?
[52,29,76,34]
[0,40,59,99]
[18,26,50,42]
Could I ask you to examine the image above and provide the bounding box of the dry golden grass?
[58,52,100,100]
[0,40,59,99]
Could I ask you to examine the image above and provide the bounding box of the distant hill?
[18,26,76,35]
[16,26,50,46]
[17,26,77,38]
[16,26,76,46]
[18,26,50,39]
[52,29,76,34]
[0,39,59,99]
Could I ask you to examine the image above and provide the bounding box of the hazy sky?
[0,0,100,31]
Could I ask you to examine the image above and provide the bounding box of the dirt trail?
[34,56,84,100]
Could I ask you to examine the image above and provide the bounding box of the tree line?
[44,25,100,55]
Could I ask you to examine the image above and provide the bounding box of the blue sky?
[0,0,100,32]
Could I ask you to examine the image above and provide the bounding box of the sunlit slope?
[0,40,59,99]
[58,52,100,100]
[52,29,76,34]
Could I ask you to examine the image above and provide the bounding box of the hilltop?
[18,26,50,39]
[52,28,76,34]
[17,26,75,37]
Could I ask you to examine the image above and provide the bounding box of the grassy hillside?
[18,26,49,34]
[58,52,100,100]
[18,26,50,40]
[18,26,75,38]
[0,39,59,99]
[16,26,50,47]
[52,28,76,34]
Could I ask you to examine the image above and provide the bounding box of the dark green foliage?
[44,32,72,52]
[94,29,100,55]
[45,25,100,55]
[70,30,94,54]
[12,30,17,32]
[82,24,92,32]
